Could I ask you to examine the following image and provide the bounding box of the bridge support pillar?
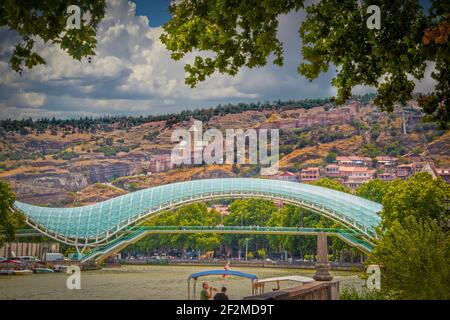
[313,232,333,281]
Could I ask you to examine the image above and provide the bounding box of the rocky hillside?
[1,98,448,206]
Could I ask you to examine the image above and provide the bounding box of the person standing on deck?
[200,282,214,300]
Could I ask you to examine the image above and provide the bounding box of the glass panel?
[14,178,382,241]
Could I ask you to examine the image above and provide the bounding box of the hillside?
[1,98,448,206]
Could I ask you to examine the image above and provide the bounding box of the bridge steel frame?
[14,178,382,255]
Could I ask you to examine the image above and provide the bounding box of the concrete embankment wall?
[0,242,60,259]
[117,259,364,271]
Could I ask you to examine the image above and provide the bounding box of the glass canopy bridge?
[13,178,382,261]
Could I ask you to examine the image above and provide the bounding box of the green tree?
[0,1,106,73]
[380,173,449,230]
[325,151,337,164]
[257,248,267,260]
[311,177,350,193]
[369,216,450,300]
[366,172,450,299]
[225,199,277,226]
[0,180,24,246]
[134,203,222,255]
[161,0,449,127]
[223,199,277,254]
[105,137,113,146]
[356,179,391,203]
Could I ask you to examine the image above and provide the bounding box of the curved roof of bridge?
[14,178,382,242]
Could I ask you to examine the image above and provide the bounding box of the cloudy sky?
[0,0,434,119]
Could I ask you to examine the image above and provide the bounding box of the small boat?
[0,270,14,275]
[12,269,33,275]
[34,268,55,273]
[187,269,258,300]
[54,265,68,273]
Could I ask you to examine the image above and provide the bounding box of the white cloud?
[0,0,340,119]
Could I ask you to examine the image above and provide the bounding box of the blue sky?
[132,0,171,27]
[0,0,436,119]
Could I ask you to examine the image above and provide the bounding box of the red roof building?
[325,164,339,177]
[377,172,396,181]
[300,167,320,182]
[436,168,450,183]
[336,156,372,167]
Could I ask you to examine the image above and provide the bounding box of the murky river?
[0,265,362,300]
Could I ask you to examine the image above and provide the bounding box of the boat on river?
[54,265,68,272]
[12,270,33,275]
[187,269,258,300]
[0,270,14,275]
[253,275,315,294]
[34,268,54,273]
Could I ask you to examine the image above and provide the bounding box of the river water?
[0,265,362,300]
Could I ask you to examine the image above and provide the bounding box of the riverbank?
[0,265,363,300]
[116,259,365,272]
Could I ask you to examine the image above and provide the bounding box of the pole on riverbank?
[313,232,333,281]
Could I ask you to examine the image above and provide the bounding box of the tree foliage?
[225,199,277,227]
[162,0,450,127]
[379,173,449,230]
[135,203,222,253]
[311,177,350,193]
[0,180,24,246]
[0,0,106,73]
[369,216,450,299]
[356,178,391,203]
[368,172,450,299]
[0,95,362,135]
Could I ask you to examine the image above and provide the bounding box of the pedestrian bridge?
[14,178,382,249]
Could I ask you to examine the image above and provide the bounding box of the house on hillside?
[339,167,375,188]
[375,156,399,172]
[325,164,339,178]
[336,156,372,167]
[377,172,396,181]
[396,163,424,180]
[436,168,450,183]
[270,171,299,182]
[300,167,320,182]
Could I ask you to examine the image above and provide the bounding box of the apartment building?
[336,156,372,167]
[376,156,399,172]
[300,167,320,182]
